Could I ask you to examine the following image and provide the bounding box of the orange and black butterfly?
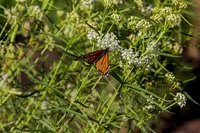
[81,48,110,76]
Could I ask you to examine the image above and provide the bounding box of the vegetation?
[0,0,195,132]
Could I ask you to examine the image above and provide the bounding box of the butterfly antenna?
[63,50,81,60]
[74,55,83,61]
[85,22,100,36]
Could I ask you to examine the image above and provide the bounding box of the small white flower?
[103,0,123,7]
[143,95,156,111]
[97,32,121,51]
[161,7,173,15]
[166,14,182,28]
[0,72,11,88]
[136,19,152,29]
[174,92,187,108]
[134,0,143,8]
[138,56,153,71]
[4,7,19,24]
[80,0,96,10]
[172,0,179,5]
[64,24,75,38]
[121,49,139,65]
[165,72,175,83]
[139,56,151,65]
[0,45,5,56]
[111,13,122,23]
[147,95,155,103]
[128,16,138,30]
[120,48,155,71]
[147,41,161,56]
[16,0,26,3]
[40,100,49,110]
[113,0,123,4]
[103,0,113,7]
[150,13,163,22]
[87,29,100,41]
[28,5,43,20]
[141,4,153,15]
[143,104,155,111]
[179,2,187,10]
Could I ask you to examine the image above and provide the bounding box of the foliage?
[0,0,193,132]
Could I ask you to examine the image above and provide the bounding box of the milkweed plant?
[0,0,194,132]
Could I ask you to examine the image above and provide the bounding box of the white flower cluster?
[141,4,153,15]
[0,45,5,56]
[139,56,152,71]
[120,49,154,71]
[65,11,80,23]
[143,95,156,111]
[174,92,187,108]
[87,30,159,71]
[121,49,139,65]
[150,2,186,28]
[134,0,143,8]
[111,13,122,23]
[150,13,163,22]
[128,17,152,30]
[147,41,161,59]
[165,72,175,83]
[178,2,187,9]
[16,0,26,3]
[160,6,173,15]
[143,104,155,111]
[113,0,123,4]
[97,32,121,51]
[136,19,152,29]
[150,4,185,28]
[4,7,19,24]
[172,0,187,10]
[0,72,11,88]
[137,30,155,39]
[121,40,160,70]
[87,29,99,41]
[80,0,96,10]
[28,6,43,21]
[166,14,182,28]
[103,0,113,7]
[87,30,121,51]
[63,12,81,38]
[128,16,138,30]
[103,0,123,7]
[172,0,179,5]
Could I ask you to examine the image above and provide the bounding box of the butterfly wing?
[95,53,109,76]
[83,49,105,64]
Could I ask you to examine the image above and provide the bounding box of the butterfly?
[81,48,110,76]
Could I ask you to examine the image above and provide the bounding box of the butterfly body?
[82,48,109,76]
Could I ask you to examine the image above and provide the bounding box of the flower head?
[174,92,187,108]
[141,4,153,15]
[143,95,156,112]
[0,72,11,88]
[165,72,175,83]
[87,29,100,41]
[16,0,26,3]
[103,0,123,7]
[80,0,97,10]
[136,19,152,29]
[166,14,182,28]
[161,7,173,15]
[27,5,43,20]
[96,32,121,51]
[121,49,139,65]
[4,7,19,24]
[111,13,122,23]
